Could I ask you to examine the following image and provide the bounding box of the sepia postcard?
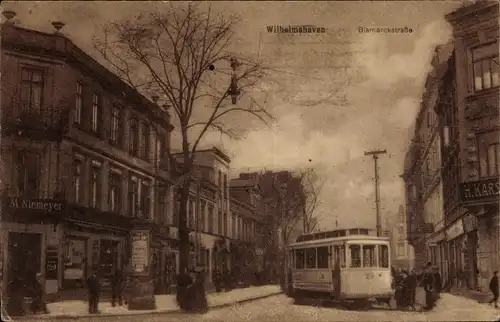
[0,1,499,321]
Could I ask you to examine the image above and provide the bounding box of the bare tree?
[300,169,325,234]
[93,3,273,284]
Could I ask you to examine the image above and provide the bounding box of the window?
[223,174,228,198]
[157,185,167,224]
[378,245,389,268]
[223,212,228,236]
[362,245,376,267]
[317,246,329,269]
[110,106,121,145]
[89,163,101,208]
[140,180,151,219]
[487,143,500,177]
[306,248,316,268]
[20,68,44,110]
[128,176,138,217]
[199,200,206,231]
[218,170,222,188]
[397,243,406,257]
[75,82,83,124]
[349,245,361,268]
[17,150,40,198]
[140,123,150,160]
[398,226,404,236]
[334,245,346,268]
[232,214,236,237]
[173,199,180,226]
[472,42,499,92]
[188,198,195,229]
[129,116,139,156]
[108,170,121,214]
[91,93,100,133]
[295,249,305,269]
[208,205,214,233]
[218,211,223,235]
[73,158,83,204]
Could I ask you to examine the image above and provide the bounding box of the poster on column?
[131,230,150,275]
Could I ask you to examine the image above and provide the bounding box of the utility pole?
[364,149,387,237]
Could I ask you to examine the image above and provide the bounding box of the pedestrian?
[433,267,442,299]
[489,270,499,308]
[176,268,193,311]
[30,273,48,314]
[111,269,124,307]
[404,269,418,311]
[423,262,436,311]
[86,268,100,314]
[192,268,208,313]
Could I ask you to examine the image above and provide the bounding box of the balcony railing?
[2,102,69,140]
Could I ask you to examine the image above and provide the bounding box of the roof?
[229,178,255,188]
[1,23,173,131]
[289,235,390,248]
[445,0,498,23]
[171,147,231,164]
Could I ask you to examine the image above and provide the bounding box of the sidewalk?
[19,285,282,320]
[447,286,492,304]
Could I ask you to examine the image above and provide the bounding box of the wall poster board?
[131,230,150,275]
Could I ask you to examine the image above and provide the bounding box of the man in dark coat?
[192,268,208,313]
[423,262,436,311]
[31,273,49,314]
[489,270,499,308]
[86,268,100,314]
[176,268,193,311]
[433,267,442,299]
[111,269,124,307]
[404,269,418,311]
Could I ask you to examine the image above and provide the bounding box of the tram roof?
[288,235,390,248]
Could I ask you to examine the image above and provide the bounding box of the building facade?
[389,205,414,270]
[403,44,451,272]
[445,0,499,292]
[1,20,175,295]
[171,148,233,287]
[229,174,266,284]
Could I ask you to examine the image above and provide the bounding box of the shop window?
[63,238,87,289]
[295,249,305,269]
[317,246,329,269]
[363,245,376,267]
[349,245,361,268]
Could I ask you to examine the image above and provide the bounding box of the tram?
[285,228,393,305]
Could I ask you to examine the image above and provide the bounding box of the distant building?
[171,147,232,286]
[388,206,414,270]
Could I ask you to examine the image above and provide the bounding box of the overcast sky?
[4,0,466,230]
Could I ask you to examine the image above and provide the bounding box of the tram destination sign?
[460,178,500,202]
[4,197,65,213]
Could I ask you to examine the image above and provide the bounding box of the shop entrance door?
[100,239,119,278]
[8,232,42,280]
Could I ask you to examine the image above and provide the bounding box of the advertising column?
[128,222,156,310]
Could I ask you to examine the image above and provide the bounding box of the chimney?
[51,21,65,34]
[2,10,16,24]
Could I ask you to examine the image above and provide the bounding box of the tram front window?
[362,245,376,267]
[349,245,361,268]
[378,245,389,268]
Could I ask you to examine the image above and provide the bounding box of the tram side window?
[333,245,346,268]
[295,249,305,269]
[363,245,376,267]
[306,248,316,269]
[317,246,329,269]
[378,245,389,268]
[349,245,361,268]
